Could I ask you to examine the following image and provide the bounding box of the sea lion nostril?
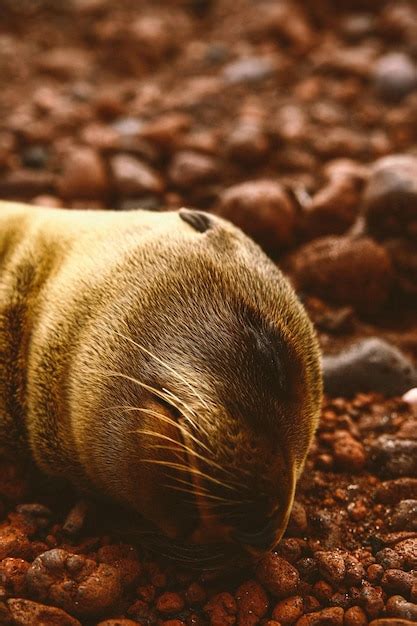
[233,510,281,550]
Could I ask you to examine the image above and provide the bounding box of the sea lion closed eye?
[0,201,322,566]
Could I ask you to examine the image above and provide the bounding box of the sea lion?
[0,200,322,565]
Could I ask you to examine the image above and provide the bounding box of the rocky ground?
[0,0,417,624]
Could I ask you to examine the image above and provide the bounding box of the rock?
[376,479,417,504]
[0,524,30,561]
[222,56,277,84]
[256,553,300,599]
[21,145,49,169]
[391,501,417,531]
[323,338,417,397]
[0,169,55,197]
[370,436,417,478]
[235,580,269,626]
[381,570,417,597]
[315,551,346,585]
[0,558,30,595]
[156,592,185,614]
[363,155,417,241]
[226,114,269,164]
[97,544,141,588]
[27,548,123,617]
[344,605,368,626]
[203,592,237,626]
[110,154,164,196]
[287,501,308,536]
[272,595,304,624]
[384,239,417,298]
[373,53,417,103]
[332,431,366,471]
[247,3,315,54]
[376,548,404,571]
[386,595,417,621]
[288,237,393,314]
[58,146,109,199]
[394,539,417,569]
[168,150,219,189]
[359,581,385,619]
[97,620,140,626]
[185,582,206,605]
[139,113,191,150]
[37,47,92,80]
[7,598,81,626]
[369,620,417,626]
[218,180,296,253]
[294,606,344,625]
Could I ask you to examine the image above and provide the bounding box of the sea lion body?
[0,201,322,562]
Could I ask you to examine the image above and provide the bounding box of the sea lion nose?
[233,511,281,553]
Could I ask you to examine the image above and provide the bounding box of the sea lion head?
[73,208,322,566]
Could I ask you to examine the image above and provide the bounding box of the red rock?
[394,539,417,570]
[287,236,393,314]
[373,53,417,103]
[156,592,185,614]
[315,551,346,584]
[110,153,164,196]
[295,606,344,625]
[272,595,304,624]
[235,580,269,626]
[376,479,417,504]
[97,544,141,588]
[333,432,366,472]
[58,147,109,199]
[186,582,206,605]
[0,169,55,197]
[218,180,296,253]
[204,592,237,626]
[169,150,219,188]
[7,598,81,626]
[286,502,308,537]
[0,558,30,595]
[36,47,92,80]
[256,553,300,599]
[369,620,417,625]
[386,595,417,621]
[96,621,139,626]
[0,524,30,561]
[344,605,368,626]
[359,582,385,619]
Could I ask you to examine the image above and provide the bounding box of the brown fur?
[0,201,322,560]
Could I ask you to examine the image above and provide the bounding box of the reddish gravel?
[1,1,417,625]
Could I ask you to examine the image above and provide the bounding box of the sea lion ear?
[179,208,213,233]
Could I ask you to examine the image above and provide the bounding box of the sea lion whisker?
[112,330,210,410]
[139,458,240,493]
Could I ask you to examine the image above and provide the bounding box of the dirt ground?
[0,0,417,624]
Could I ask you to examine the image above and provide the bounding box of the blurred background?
[0,0,417,348]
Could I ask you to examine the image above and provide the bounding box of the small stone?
[218,180,296,253]
[58,146,109,199]
[344,605,368,626]
[381,570,417,597]
[384,239,417,299]
[370,437,417,478]
[287,501,308,536]
[0,524,30,561]
[272,595,304,624]
[226,112,269,164]
[21,145,49,169]
[203,592,237,626]
[0,169,55,197]
[256,553,300,599]
[359,582,385,619]
[97,544,141,588]
[363,155,417,241]
[27,548,123,617]
[369,619,417,625]
[391,501,417,531]
[386,595,417,621]
[376,548,404,571]
[345,555,366,586]
[376,479,417,504]
[235,580,268,626]
[394,539,417,569]
[0,558,30,595]
[295,606,344,625]
[332,432,366,472]
[315,551,346,585]
[323,338,417,397]
[37,47,91,80]
[373,53,417,103]
[7,598,81,626]
[97,621,140,626]
[169,150,218,189]
[110,154,164,196]
[402,388,417,416]
[288,237,393,315]
[222,56,277,84]
[156,592,185,615]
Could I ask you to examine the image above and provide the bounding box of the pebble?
[294,606,344,625]
[386,595,417,621]
[97,620,140,626]
[272,595,304,624]
[256,553,300,599]
[218,180,296,253]
[0,524,30,561]
[0,557,30,595]
[235,580,269,626]
[168,150,219,189]
[370,436,417,478]
[376,479,417,504]
[323,338,417,397]
[359,581,385,618]
[0,169,55,197]
[203,592,237,626]
[287,501,308,536]
[288,236,393,314]
[373,53,417,102]
[363,155,417,241]
[58,146,109,199]
[222,56,277,84]
[332,431,366,472]
[344,605,368,626]
[369,620,417,626]
[383,239,417,298]
[315,551,346,585]
[381,570,417,597]
[391,500,417,531]
[156,591,185,614]
[7,598,81,626]
[27,548,123,617]
[97,544,141,588]
[226,116,269,164]
[394,539,417,570]
[110,153,164,196]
